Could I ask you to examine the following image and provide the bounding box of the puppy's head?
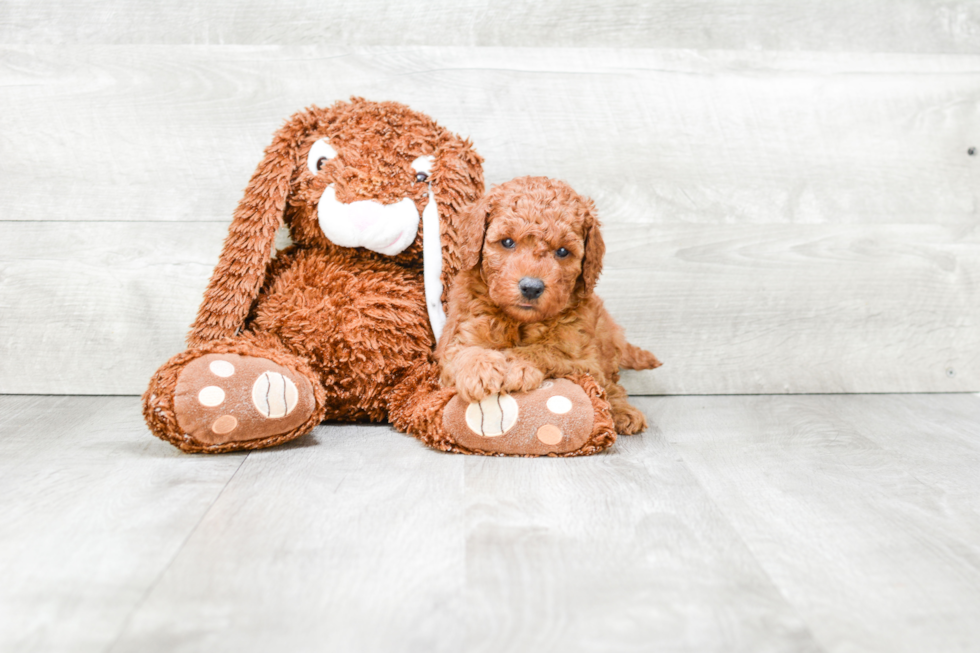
[460,176,605,323]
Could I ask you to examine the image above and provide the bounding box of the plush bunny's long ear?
[187,113,313,347]
[580,203,606,296]
[432,138,485,294]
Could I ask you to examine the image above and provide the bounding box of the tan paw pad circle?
[198,386,225,407]
[465,393,519,437]
[209,360,236,377]
[536,424,563,445]
[211,415,238,435]
[252,371,299,418]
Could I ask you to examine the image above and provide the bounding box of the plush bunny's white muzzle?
[314,155,446,342]
[316,188,420,257]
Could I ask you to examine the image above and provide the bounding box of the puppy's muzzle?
[519,277,546,301]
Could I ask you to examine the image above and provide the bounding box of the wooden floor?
[2,394,979,653]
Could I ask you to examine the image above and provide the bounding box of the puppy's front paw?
[613,404,648,435]
[453,348,509,403]
[502,359,545,394]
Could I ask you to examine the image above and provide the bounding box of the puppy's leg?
[621,342,663,370]
[605,381,648,435]
[501,356,545,394]
[444,346,509,403]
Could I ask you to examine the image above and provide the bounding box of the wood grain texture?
[828,393,980,509]
[109,422,467,653]
[638,393,980,653]
[611,222,980,394]
[2,221,976,395]
[1,0,979,53]
[2,47,978,226]
[0,222,220,394]
[0,395,245,653]
[1,46,977,395]
[5,394,980,651]
[461,437,822,652]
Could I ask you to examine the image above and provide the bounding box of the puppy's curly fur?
[437,176,661,435]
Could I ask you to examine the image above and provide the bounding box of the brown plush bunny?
[143,98,485,452]
[143,98,620,457]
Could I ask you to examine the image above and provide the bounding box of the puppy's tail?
[621,342,662,370]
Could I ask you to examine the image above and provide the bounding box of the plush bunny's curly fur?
[144,98,484,452]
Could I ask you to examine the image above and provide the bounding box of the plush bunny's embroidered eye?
[411,155,434,185]
[307,139,338,174]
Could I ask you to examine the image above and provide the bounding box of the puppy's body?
[437,176,661,435]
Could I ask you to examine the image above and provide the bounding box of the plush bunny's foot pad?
[443,378,604,456]
[173,353,316,445]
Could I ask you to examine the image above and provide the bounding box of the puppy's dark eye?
[317,157,329,171]
[556,247,570,258]
[415,171,429,183]
[501,238,516,249]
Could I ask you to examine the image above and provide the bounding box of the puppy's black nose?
[518,277,545,300]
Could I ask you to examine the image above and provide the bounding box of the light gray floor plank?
[821,395,980,518]
[0,396,245,653]
[462,435,822,653]
[108,423,467,653]
[4,394,980,652]
[637,394,980,653]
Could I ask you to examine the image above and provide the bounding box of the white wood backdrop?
[1,6,979,395]
[2,1,979,52]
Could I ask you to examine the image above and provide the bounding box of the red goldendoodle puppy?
[436,176,662,435]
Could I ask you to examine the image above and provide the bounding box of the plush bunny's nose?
[519,277,546,300]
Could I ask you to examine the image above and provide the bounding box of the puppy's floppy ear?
[187,109,317,347]
[580,202,606,295]
[448,184,492,277]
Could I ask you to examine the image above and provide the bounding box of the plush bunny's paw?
[443,378,598,456]
[173,353,315,445]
